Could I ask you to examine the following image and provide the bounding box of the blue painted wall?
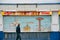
[0,31,4,40]
[4,32,49,40]
[50,32,59,40]
[0,32,60,40]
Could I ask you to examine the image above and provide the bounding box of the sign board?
[1,11,52,16]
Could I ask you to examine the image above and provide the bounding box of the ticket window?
[3,16,51,32]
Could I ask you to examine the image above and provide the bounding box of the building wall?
[0,4,60,31]
[0,11,3,31]
[0,11,4,40]
[0,4,60,40]
[51,12,59,31]
[0,5,60,11]
[0,0,60,3]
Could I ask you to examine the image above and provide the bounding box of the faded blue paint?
[50,32,59,40]
[4,32,49,40]
[0,31,4,40]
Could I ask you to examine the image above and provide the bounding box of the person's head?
[17,24,20,27]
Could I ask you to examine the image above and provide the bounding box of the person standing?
[16,24,21,40]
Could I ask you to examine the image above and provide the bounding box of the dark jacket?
[16,25,21,33]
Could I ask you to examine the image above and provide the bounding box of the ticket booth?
[2,11,52,40]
